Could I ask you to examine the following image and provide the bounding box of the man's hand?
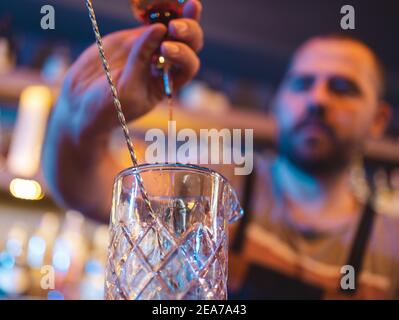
[64,0,203,141]
[42,0,203,221]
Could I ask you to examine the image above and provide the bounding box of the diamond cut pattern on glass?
[105,165,242,300]
[106,207,231,300]
[159,248,196,294]
[136,276,170,300]
[119,250,154,299]
[137,224,175,270]
[182,224,214,271]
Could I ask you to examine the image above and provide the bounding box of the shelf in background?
[0,69,59,103]
[1,68,399,168]
[128,104,399,166]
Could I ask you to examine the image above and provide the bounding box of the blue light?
[150,12,160,20]
[52,251,71,273]
[6,239,23,257]
[0,252,15,269]
[47,290,65,300]
[85,260,103,274]
[27,236,46,268]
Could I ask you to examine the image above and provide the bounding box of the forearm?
[42,100,123,223]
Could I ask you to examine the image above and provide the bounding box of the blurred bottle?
[51,210,88,299]
[26,212,60,297]
[0,14,16,74]
[389,169,399,217]
[0,108,4,170]
[349,160,370,205]
[79,225,108,300]
[0,224,30,298]
[374,169,395,216]
[41,46,71,84]
[7,85,53,180]
[180,81,231,115]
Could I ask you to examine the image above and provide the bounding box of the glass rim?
[115,163,231,183]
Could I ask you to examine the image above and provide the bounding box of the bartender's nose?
[306,79,329,117]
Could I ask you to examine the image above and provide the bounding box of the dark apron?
[229,169,376,300]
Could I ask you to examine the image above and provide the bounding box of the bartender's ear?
[369,101,392,138]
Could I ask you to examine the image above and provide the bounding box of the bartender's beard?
[277,128,360,177]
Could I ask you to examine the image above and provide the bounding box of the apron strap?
[341,197,376,292]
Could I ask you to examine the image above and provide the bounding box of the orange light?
[9,178,44,200]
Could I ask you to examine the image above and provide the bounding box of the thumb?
[120,23,167,85]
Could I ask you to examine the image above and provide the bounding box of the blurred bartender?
[42,0,399,299]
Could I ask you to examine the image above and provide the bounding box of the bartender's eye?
[329,76,361,96]
[287,74,314,92]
